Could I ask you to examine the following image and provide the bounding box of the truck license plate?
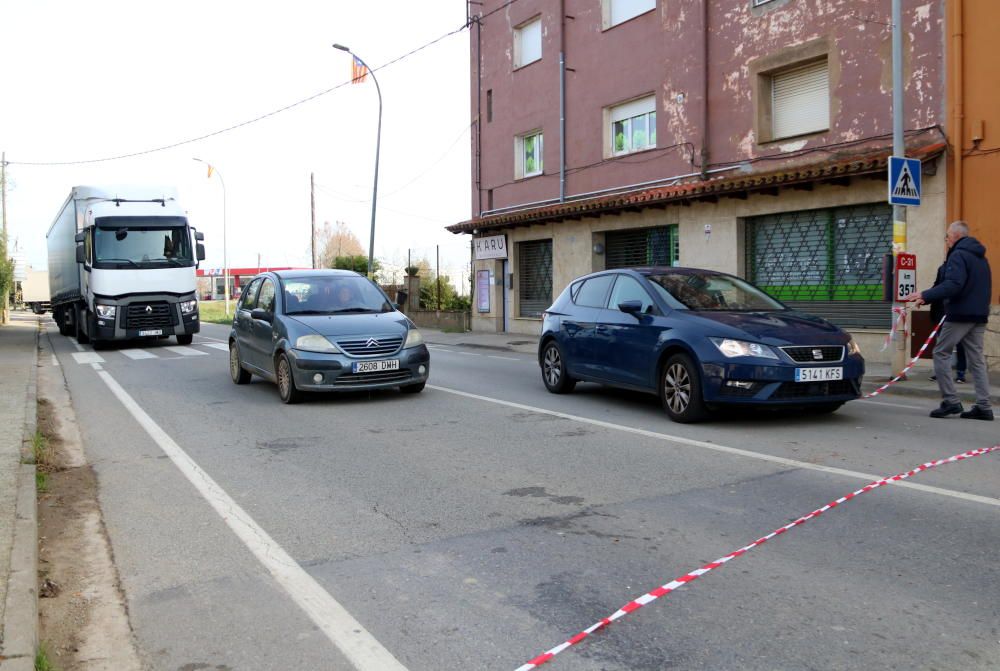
[352,359,399,373]
[795,367,843,382]
[139,329,163,337]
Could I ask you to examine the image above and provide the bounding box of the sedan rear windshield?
[283,276,392,314]
[646,272,785,311]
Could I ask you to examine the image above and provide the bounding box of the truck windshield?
[93,217,193,269]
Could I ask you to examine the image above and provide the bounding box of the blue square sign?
[888,156,921,206]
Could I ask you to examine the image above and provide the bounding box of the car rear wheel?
[541,341,576,394]
[660,353,708,423]
[229,342,251,384]
[276,353,302,404]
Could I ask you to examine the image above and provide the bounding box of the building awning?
[448,127,947,234]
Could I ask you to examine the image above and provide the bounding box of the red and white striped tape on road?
[878,306,909,352]
[515,444,1000,670]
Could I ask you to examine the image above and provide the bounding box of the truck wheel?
[74,307,90,345]
[56,309,72,336]
[176,334,194,345]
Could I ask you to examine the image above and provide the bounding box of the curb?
[1,321,39,671]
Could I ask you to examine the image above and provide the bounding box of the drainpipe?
[559,0,567,202]
[700,0,710,178]
[952,0,964,220]
[476,14,484,216]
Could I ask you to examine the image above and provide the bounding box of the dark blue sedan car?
[229,270,429,403]
[538,267,864,422]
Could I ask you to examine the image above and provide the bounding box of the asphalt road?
[46,319,1000,670]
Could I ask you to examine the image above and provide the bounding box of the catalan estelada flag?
[351,56,368,84]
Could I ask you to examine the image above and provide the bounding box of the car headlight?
[404,328,424,348]
[847,338,862,356]
[710,338,778,359]
[95,304,117,319]
[294,335,341,353]
[180,300,198,315]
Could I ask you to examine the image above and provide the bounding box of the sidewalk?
[0,313,39,671]
[421,327,1000,405]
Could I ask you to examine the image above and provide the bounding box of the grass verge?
[198,300,235,325]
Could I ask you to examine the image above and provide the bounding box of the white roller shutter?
[772,60,829,139]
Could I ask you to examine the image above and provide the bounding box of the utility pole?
[436,245,442,311]
[1,152,8,324]
[310,173,317,269]
[890,0,909,377]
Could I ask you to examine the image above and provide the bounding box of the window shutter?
[772,60,829,139]
[518,240,553,317]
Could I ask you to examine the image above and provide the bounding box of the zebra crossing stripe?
[202,343,230,351]
[120,349,159,360]
[163,346,209,357]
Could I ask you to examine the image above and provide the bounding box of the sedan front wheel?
[660,353,708,423]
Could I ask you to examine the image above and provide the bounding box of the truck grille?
[337,336,403,357]
[780,346,844,363]
[123,302,176,329]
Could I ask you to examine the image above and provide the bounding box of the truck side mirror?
[196,243,206,261]
[194,231,204,241]
[75,246,86,264]
[74,232,86,243]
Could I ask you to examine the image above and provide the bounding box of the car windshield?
[283,276,392,315]
[93,217,193,268]
[646,272,786,311]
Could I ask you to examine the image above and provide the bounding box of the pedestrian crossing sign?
[888,156,921,206]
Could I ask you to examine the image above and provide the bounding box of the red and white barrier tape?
[878,306,909,352]
[864,315,947,398]
[514,444,1000,671]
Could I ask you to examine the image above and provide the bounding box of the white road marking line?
[120,349,159,360]
[427,385,1000,509]
[163,346,209,357]
[96,370,408,671]
[202,342,230,351]
[51,354,59,367]
[68,337,85,352]
[194,335,228,344]
[458,352,481,356]
[487,355,521,361]
[91,363,103,371]
[427,347,454,353]
[72,352,105,365]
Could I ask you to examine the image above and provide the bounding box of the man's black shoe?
[929,402,964,418]
[960,406,994,421]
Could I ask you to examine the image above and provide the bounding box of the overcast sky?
[1,1,473,286]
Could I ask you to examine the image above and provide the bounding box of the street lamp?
[193,158,229,316]
[333,43,382,280]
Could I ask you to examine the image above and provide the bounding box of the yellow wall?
[948,0,1000,303]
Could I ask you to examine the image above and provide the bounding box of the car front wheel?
[541,341,576,394]
[660,353,708,423]
[229,342,251,384]
[276,353,302,404]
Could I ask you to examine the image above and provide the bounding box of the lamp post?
[333,43,382,281]
[193,158,229,316]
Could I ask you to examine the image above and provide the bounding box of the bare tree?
[315,221,364,268]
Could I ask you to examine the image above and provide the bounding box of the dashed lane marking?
[72,352,105,365]
[202,342,230,351]
[51,354,59,367]
[427,384,1000,508]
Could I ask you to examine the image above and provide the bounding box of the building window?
[515,131,543,179]
[603,0,655,28]
[609,95,656,156]
[513,16,542,69]
[518,239,552,318]
[605,226,678,268]
[746,204,892,329]
[752,0,777,6]
[769,59,829,140]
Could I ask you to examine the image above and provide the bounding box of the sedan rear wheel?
[229,342,251,384]
[660,353,708,423]
[276,353,302,404]
[541,341,576,394]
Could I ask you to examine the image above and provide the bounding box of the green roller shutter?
[606,225,678,269]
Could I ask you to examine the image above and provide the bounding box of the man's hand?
[901,292,925,306]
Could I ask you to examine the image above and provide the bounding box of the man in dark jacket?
[904,221,993,420]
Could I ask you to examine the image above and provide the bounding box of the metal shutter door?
[606,226,677,269]
[772,60,829,139]
[518,239,552,318]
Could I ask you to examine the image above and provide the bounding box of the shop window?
[518,239,552,318]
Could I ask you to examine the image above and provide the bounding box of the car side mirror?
[75,245,86,263]
[618,300,643,316]
[196,243,205,261]
[250,308,271,322]
[392,302,402,312]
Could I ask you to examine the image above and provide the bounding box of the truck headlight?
[710,338,778,359]
[180,300,198,315]
[295,335,341,354]
[96,304,117,319]
[404,328,424,348]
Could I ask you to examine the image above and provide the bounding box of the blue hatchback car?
[229,269,429,403]
[538,267,865,422]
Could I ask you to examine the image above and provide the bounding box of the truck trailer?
[47,185,206,347]
[20,268,51,314]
